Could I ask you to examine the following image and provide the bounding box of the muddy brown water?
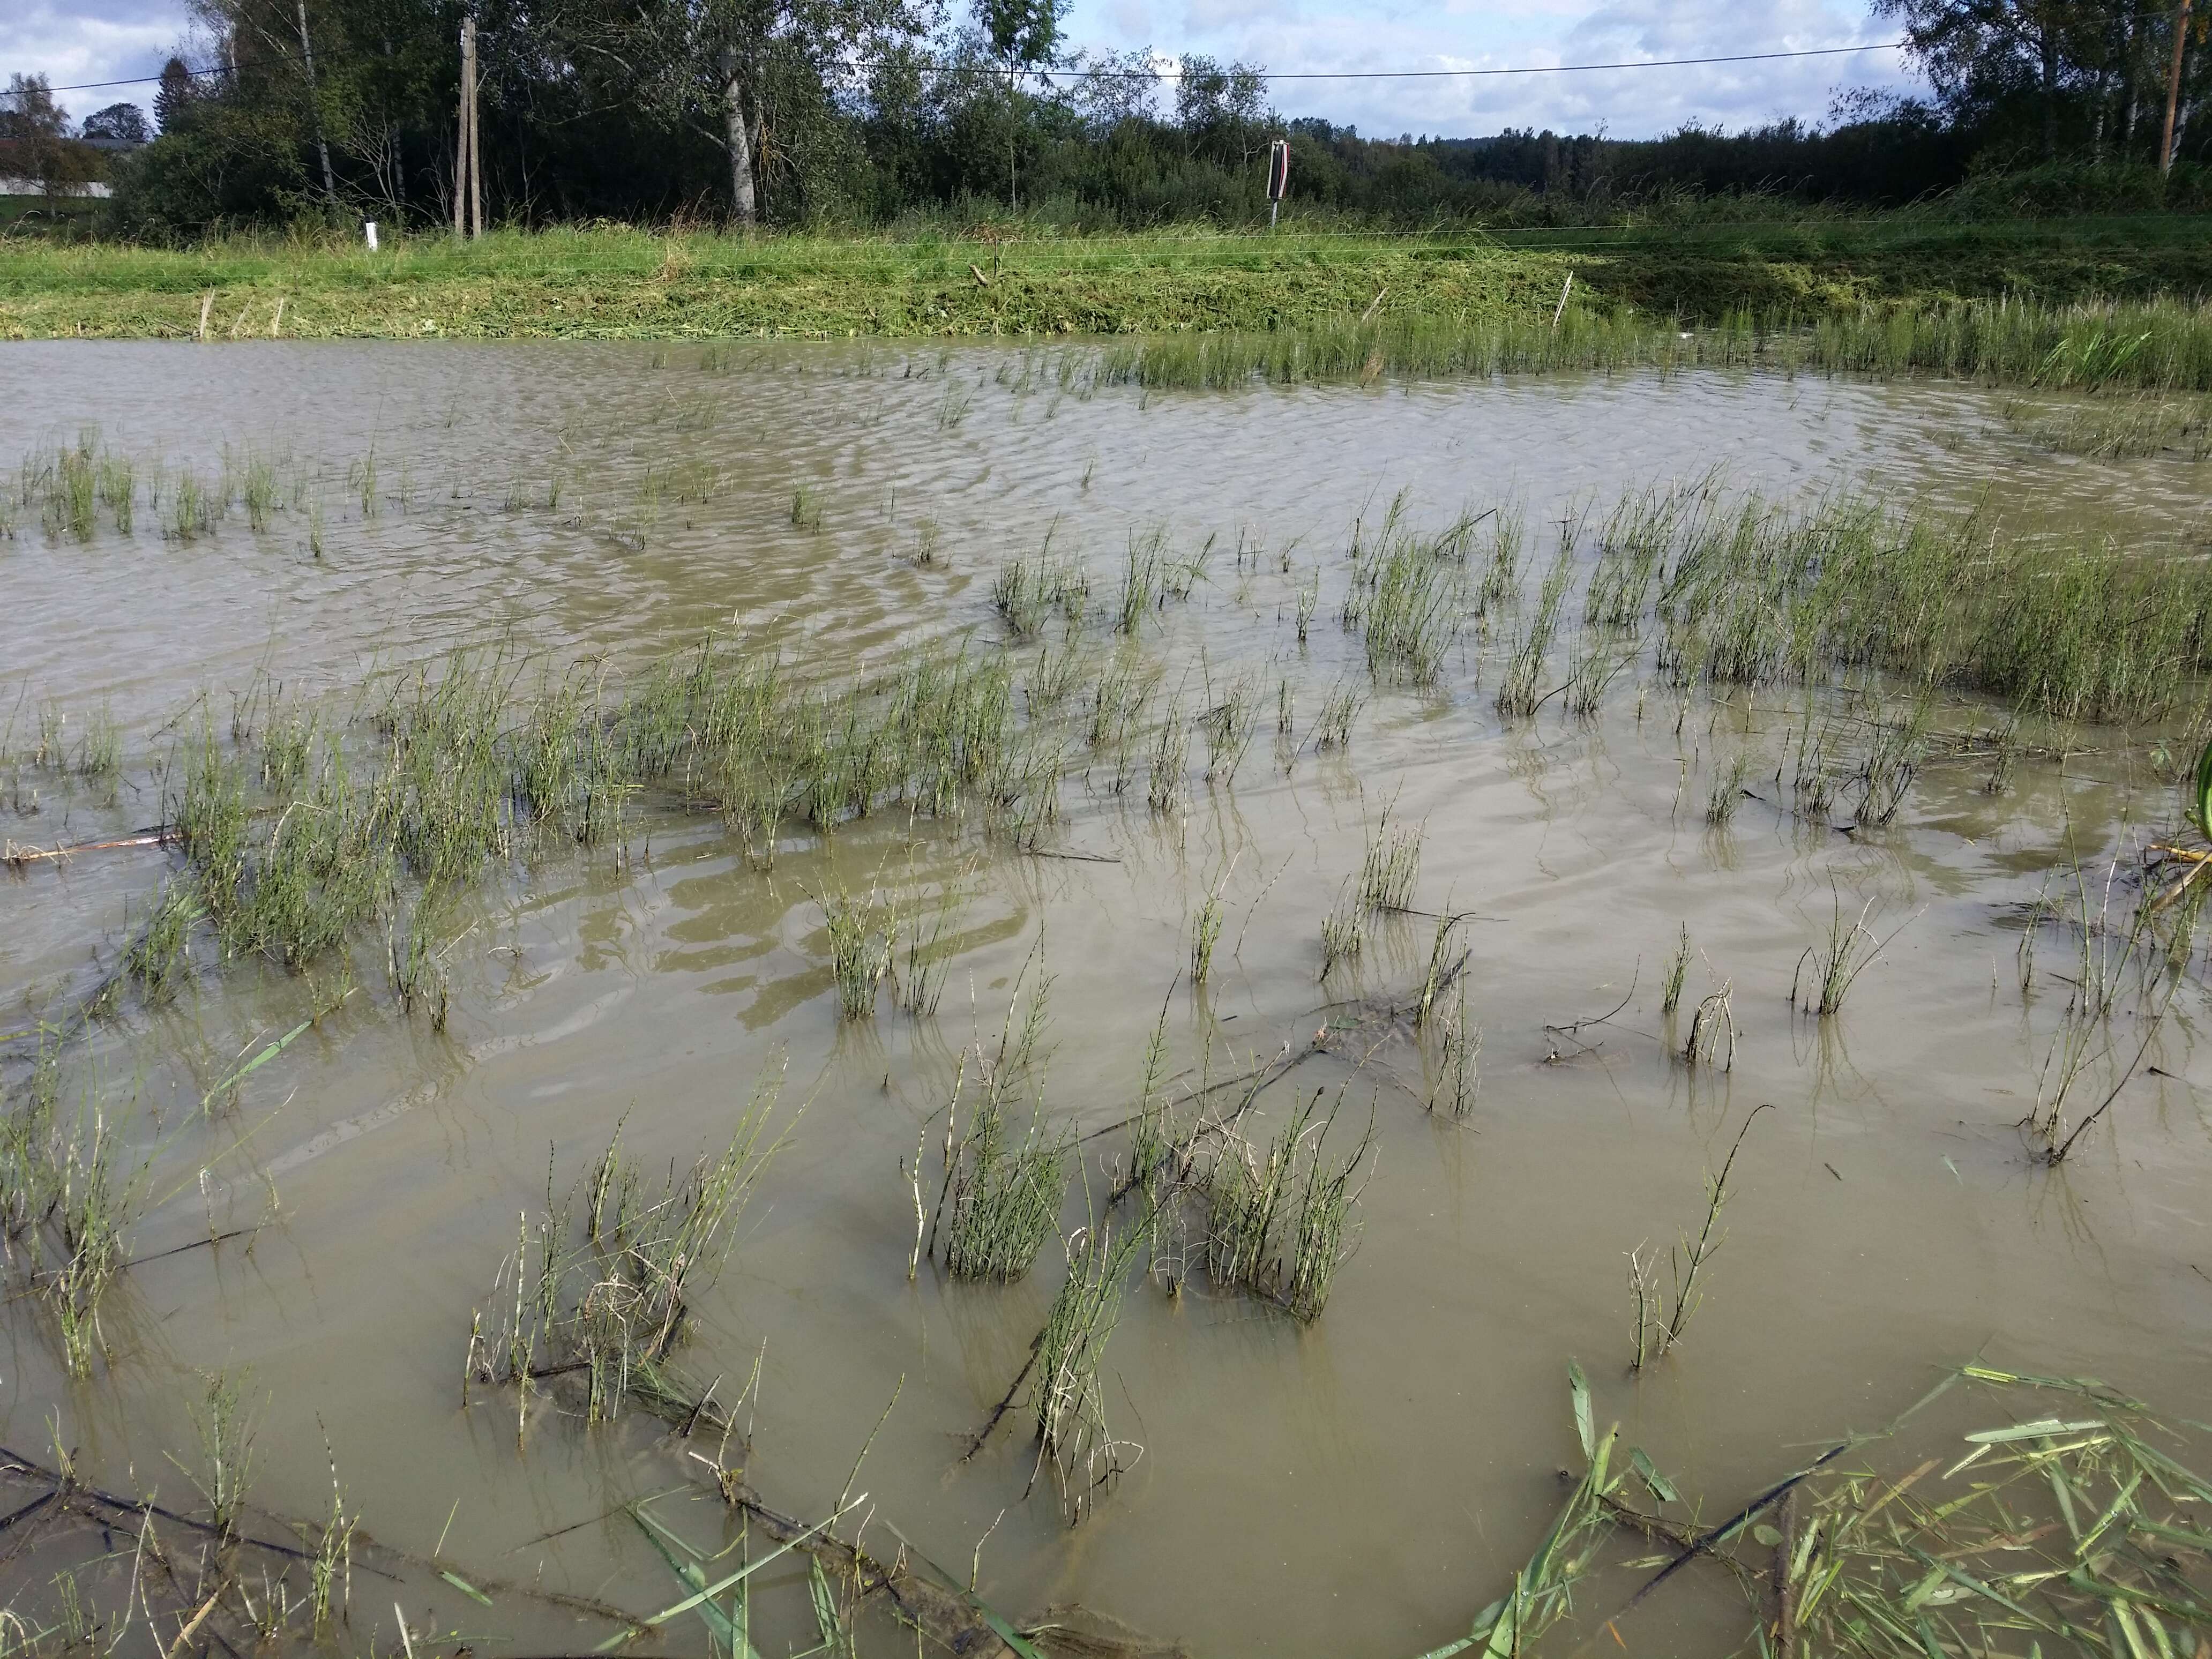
[3,341,2211,1656]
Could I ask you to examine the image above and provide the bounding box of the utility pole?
[453,17,468,235]
[2162,0,2194,174]
[455,16,482,236]
[296,0,337,205]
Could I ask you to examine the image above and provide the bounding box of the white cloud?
[3,0,1925,143]
[2,0,190,125]
[1072,0,1920,137]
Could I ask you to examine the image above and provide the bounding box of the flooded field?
[3,340,2211,1658]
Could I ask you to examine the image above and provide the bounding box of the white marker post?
[364,220,380,251]
[1266,138,1290,231]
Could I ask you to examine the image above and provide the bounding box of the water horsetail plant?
[821,885,896,1020]
[1028,1218,1145,1516]
[467,1072,786,1429]
[49,441,97,541]
[124,879,203,1004]
[180,1371,258,1540]
[1117,532,1166,634]
[1630,1103,1768,1370]
[1362,533,1462,685]
[308,1439,358,1636]
[166,469,220,540]
[1190,869,1231,989]
[1661,925,1692,1015]
[1087,655,1155,760]
[1792,893,1908,1016]
[932,1060,1072,1283]
[1319,883,1367,980]
[1295,567,1320,643]
[348,451,377,518]
[386,887,454,1030]
[992,535,1087,638]
[1414,908,1466,1029]
[1852,691,1934,828]
[1199,671,1260,783]
[1357,811,1423,912]
[95,453,134,534]
[789,482,824,531]
[1147,698,1190,812]
[1313,681,1363,751]
[1564,636,1631,719]
[1475,501,1527,615]
[1204,1087,1372,1320]
[1683,981,1737,1070]
[1025,639,1082,713]
[1706,750,1755,826]
[40,1112,138,1378]
[237,452,281,532]
[896,887,966,1018]
[1427,978,1481,1117]
[1495,539,1577,717]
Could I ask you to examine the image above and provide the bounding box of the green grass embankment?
[4,215,2211,345]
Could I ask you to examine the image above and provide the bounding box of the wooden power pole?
[455,16,482,236]
[2162,0,2194,174]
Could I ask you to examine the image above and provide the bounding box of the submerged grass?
[1648,487,2212,726]
[1098,293,2212,395]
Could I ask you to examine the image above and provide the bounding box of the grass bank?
[4,214,2212,347]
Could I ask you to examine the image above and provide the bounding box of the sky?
[4,0,1921,141]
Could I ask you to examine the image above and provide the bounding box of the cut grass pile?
[1417,1363,2212,1658]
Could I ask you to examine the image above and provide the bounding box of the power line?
[25,39,1910,98]
[1038,44,1908,81]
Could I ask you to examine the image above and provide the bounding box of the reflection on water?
[1,341,2209,1657]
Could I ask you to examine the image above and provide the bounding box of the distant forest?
[2,0,2207,236]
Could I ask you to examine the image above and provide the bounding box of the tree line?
[1,0,2204,237]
